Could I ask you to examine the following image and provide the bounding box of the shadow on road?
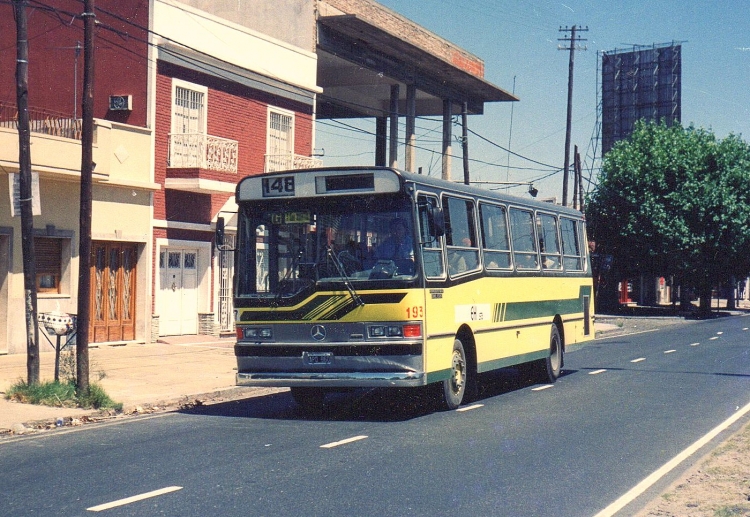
[179,367,566,423]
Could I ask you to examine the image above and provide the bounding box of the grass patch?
[6,379,122,411]
[714,505,750,517]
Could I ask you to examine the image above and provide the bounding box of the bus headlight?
[237,326,273,340]
[368,323,421,339]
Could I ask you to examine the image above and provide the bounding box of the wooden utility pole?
[13,0,40,385]
[76,0,95,394]
[558,25,587,207]
[461,102,470,185]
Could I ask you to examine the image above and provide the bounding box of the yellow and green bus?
[224,167,594,411]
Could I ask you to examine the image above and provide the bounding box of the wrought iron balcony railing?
[264,153,323,173]
[168,132,238,173]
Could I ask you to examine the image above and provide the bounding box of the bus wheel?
[440,339,467,410]
[290,387,326,415]
[540,324,563,383]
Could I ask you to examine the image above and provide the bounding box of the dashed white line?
[717,332,723,335]
[709,336,719,341]
[743,328,748,331]
[531,385,554,391]
[87,486,183,512]
[589,369,607,375]
[457,403,485,411]
[690,342,700,347]
[630,358,646,363]
[320,435,368,449]
[664,349,676,354]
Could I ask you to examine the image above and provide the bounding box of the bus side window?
[418,195,445,278]
[509,207,539,270]
[443,196,480,276]
[480,203,512,269]
[538,213,562,270]
[561,217,584,271]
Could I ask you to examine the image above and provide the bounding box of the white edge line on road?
[457,403,485,411]
[630,358,646,363]
[593,401,750,517]
[589,369,607,375]
[531,385,554,391]
[87,486,183,512]
[320,435,368,449]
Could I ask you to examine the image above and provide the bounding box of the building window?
[265,107,295,172]
[170,79,208,168]
[35,237,62,293]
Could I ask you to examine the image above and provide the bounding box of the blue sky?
[315,0,750,201]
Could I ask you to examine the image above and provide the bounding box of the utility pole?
[77,0,95,394]
[14,0,40,385]
[558,25,587,207]
[461,102,470,185]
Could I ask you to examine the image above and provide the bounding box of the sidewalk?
[0,335,279,435]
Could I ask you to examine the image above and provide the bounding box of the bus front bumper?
[236,371,425,388]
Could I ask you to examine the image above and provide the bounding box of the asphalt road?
[2,315,749,517]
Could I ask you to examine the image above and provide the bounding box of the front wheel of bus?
[290,387,326,415]
[440,339,467,410]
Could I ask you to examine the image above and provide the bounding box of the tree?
[587,120,750,316]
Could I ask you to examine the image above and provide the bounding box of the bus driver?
[376,218,414,260]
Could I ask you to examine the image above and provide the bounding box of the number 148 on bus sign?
[262,176,295,197]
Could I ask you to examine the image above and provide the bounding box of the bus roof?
[237,166,584,218]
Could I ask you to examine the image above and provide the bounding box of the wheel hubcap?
[451,350,466,393]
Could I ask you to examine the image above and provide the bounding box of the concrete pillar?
[442,99,452,180]
[405,84,416,172]
[389,84,400,168]
[375,116,387,167]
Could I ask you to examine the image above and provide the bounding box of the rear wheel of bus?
[533,323,563,384]
[439,338,468,410]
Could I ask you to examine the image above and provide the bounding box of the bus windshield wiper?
[326,246,364,307]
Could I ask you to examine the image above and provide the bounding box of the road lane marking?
[716,332,723,335]
[87,486,183,512]
[709,336,719,340]
[589,369,607,375]
[593,401,750,517]
[320,435,368,449]
[690,342,700,347]
[743,328,748,331]
[531,385,554,391]
[630,358,646,363]
[664,349,676,354]
[457,403,485,411]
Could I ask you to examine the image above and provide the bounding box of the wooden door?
[90,242,137,342]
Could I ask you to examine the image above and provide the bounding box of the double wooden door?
[90,242,137,342]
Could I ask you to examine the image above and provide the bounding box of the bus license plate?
[303,351,333,365]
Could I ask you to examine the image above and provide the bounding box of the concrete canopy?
[316,14,518,119]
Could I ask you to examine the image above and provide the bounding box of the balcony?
[168,132,238,173]
[0,102,81,140]
[264,153,323,173]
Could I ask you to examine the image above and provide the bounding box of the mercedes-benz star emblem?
[311,325,326,341]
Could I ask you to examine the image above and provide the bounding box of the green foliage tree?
[587,120,750,316]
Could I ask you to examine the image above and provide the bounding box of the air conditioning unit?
[109,95,132,111]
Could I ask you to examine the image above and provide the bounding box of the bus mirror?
[430,207,445,237]
[216,217,225,247]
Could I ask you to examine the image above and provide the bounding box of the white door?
[159,249,198,335]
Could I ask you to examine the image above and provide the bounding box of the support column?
[375,116,387,167]
[405,84,416,172]
[389,84,400,168]
[442,99,452,180]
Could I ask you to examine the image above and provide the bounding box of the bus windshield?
[235,195,417,298]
